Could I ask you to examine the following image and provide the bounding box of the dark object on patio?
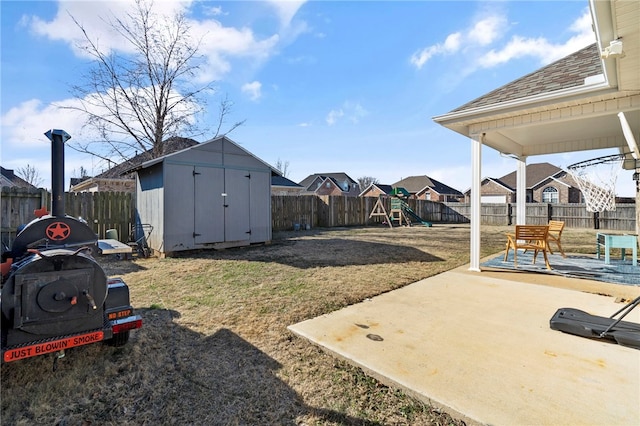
[550,296,640,350]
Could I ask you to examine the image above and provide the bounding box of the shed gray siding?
[136,164,164,252]
[135,136,272,255]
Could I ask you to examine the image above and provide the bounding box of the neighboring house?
[359,183,393,197]
[391,175,463,202]
[1,167,36,189]
[271,175,304,195]
[465,162,582,204]
[130,135,275,256]
[69,137,199,193]
[298,173,361,197]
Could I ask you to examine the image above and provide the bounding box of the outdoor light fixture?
[601,39,624,59]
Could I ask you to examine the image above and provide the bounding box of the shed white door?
[194,166,225,244]
[223,169,251,242]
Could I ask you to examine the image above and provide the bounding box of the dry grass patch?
[1,224,605,425]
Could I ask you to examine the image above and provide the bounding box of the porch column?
[470,134,482,272]
[516,157,527,225]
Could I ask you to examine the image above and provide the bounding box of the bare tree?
[358,176,379,190]
[72,166,90,179]
[275,158,290,178]
[16,164,44,187]
[62,0,243,165]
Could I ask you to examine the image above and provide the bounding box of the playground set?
[368,188,432,228]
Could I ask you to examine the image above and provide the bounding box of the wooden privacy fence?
[271,195,459,230]
[1,187,134,247]
[2,189,636,246]
[443,202,636,231]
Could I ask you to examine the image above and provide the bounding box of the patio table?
[596,233,638,266]
[97,238,133,259]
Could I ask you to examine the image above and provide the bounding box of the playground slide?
[403,206,432,227]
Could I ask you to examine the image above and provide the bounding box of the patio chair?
[547,220,566,257]
[504,225,551,270]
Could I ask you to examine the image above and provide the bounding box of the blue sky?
[1,0,635,196]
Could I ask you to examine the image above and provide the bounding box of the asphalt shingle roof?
[451,43,602,112]
[497,163,562,188]
[392,175,462,195]
[271,175,302,187]
[97,137,199,178]
[1,167,35,188]
[298,173,357,189]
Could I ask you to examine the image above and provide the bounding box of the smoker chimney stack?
[44,129,71,218]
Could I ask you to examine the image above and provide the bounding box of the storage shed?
[132,136,275,256]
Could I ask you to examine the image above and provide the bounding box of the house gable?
[0,167,35,189]
[299,173,361,196]
[360,183,393,197]
[498,163,562,189]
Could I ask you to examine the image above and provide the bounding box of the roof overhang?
[433,0,640,169]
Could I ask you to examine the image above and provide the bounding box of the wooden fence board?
[1,188,134,246]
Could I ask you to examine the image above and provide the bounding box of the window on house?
[542,186,559,203]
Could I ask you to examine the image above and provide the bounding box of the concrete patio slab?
[288,266,640,425]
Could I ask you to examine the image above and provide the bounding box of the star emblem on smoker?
[46,222,71,241]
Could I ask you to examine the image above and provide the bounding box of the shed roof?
[133,135,280,176]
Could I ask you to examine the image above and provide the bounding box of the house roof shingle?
[298,173,358,189]
[98,136,200,178]
[1,167,35,188]
[392,175,462,196]
[451,43,602,112]
[498,163,562,189]
[271,175,302,188]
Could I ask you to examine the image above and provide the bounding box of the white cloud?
[266,0,307,28]
[1,81,199,169]
[443,33,462,51]
[479,8,595,68]
[479,36,550,68]
[1,99,86,149]
[468,15,505,46]
[325,101,368,126]
[411,7,594,71]
[28,1,188,57]
[242,81,262,101]
[411,13,507,69]
[326,109,344,126]
[204,5,226,17]
[26,0,290,83]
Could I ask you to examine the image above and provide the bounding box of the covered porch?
[433,0,640,272]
